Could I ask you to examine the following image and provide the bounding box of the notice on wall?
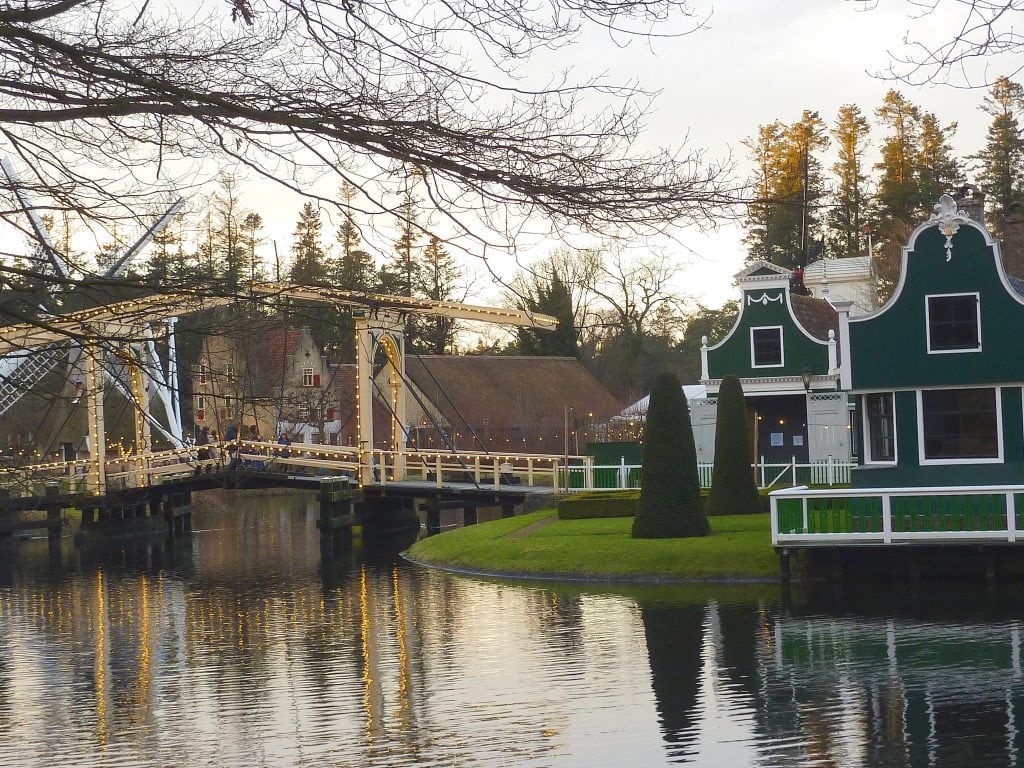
[770,432,784,447]
[793,435,804,446]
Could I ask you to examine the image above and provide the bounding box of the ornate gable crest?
[927,194,972,262]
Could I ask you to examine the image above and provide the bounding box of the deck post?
[1007,492,1017,542]
[779,547,791,582]
[882,494,893,544]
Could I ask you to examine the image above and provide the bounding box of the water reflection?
[2,493,1024,766]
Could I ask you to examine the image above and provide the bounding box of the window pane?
[921,388,998,459]
[866,393,895,461]
[752,328,782,366]
[928,295,979,350]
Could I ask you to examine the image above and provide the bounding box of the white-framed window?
[225,362,234,381]
[926,293,981,353]
[302,367,314,387]
[195,395,206,422]
[299,403,311,420]
[750,326,784,368]
[917,386,1001,464]
[863,392,896,464]
[198,364,207,385]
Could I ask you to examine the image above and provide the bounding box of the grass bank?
[404,509,781,583]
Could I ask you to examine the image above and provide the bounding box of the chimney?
[1002,203,1024,281]
[954,184,985,227]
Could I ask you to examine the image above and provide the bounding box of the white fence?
[562,456,855,492]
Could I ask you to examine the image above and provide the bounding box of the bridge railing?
[386,449,592,492]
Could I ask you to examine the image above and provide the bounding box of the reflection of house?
[696,261,851,465]
[192,322,335,442]
[397,356,621,453]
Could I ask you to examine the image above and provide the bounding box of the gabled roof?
[790,294,838,341]
[404,356,621,428]
[734,260,791,287]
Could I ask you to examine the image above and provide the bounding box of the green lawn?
[405,510,781,582]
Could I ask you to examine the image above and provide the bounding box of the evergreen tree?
[336,182,375,291]
[705,375,761,517]
[918,112,964,206]
[289,202,328,283]
[209,174,252,290]
[517,269,580,358]
[875,90,924,226]
[418,236,460,354]
[743,111,829,268]
[240,212,265,283]
[632,370,708,539]
[383,187,421,297]
[829,104,872,257]
[974,76,1024,232]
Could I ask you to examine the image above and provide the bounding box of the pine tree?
[918,112,964,206]
[240,212,265,283]
[875,90,924,226]
[829,104,872,258]
[632,370,708,539]
[705,375,761,517]
[418,236,460,354]
[289,202,328,283]
[384,187,421,297]
[517,269,579,358]
[743,111,828,268]
[336,182,375,291]
[974,76,1024,232]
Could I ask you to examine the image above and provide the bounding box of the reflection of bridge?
[0,284,597,538]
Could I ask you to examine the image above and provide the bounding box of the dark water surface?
[2,492,1024,767]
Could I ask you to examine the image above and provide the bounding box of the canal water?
[2,493,1024,767]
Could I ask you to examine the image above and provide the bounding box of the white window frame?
[862,391,897,466]
[925,292,982,354]
[916,386,1003,465]
[749,325,785,369]
[299,403,311,420]
[302,367,314,387]
[225,362,234,381]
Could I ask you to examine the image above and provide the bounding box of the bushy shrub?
[705,375,762,517]
[632,371,709,538]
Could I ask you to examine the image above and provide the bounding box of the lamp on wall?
[71,380,84,404]
[800,366,813,392]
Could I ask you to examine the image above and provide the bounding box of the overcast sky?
[8,1,1024,315]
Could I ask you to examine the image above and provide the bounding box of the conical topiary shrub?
[705,375,762,516]
[632,371,709,539]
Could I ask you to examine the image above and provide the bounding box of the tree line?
[744,81,1024,293]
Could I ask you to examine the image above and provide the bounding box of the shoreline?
[403,509,784,584]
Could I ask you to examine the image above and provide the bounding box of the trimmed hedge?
[559,490,772,519]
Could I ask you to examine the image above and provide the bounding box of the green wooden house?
[843,194,1024,489]
[697,261,851,467]
[772,194,1024,550]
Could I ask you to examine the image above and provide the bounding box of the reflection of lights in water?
[360,566,378,740]
[94,569,109,748]
[392,566,412,730]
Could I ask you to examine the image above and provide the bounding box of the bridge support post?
[423,501,442,536]
[317,477,357,547]
[463,505,478,526]
[44,484,62,543]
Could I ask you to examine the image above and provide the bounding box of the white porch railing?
[770,484,1024,547]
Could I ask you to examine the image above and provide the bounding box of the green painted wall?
[853,387,1024,488]
[850,226,1024,389]
[707,288,829,379]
